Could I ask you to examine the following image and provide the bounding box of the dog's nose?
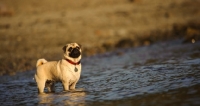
[72,48,79,54]
[69,48,81,58]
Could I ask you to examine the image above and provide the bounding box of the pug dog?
[34,43,82,94]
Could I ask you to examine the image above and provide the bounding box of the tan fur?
[36,58,47,67]
[34,43,82,94]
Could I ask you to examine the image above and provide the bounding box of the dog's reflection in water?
[38,89,86,105]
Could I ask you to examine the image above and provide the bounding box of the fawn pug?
[34,43,82,93]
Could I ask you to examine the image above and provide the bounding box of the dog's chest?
[63,65,81,80]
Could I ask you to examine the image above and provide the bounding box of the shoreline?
[0,0,200,76]
[0,38,199,78]
[0,23,200,76]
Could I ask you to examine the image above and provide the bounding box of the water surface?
[0,40,200,106]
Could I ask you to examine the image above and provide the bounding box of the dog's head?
[62,43,82,60]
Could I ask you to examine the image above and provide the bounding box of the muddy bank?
[0,22,200,76]
[0,0,200,75]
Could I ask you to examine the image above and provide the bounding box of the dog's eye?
[76,46,80,50]
[68,47,72,52]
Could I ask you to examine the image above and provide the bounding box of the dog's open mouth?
[69,48,81,58]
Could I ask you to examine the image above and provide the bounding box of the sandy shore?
[0,0,200,75]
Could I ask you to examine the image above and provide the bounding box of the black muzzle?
[69,48,81,58]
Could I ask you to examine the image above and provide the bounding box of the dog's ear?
[78,43,82,48]
[62,45,67,52]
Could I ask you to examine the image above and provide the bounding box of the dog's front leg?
[62,81,69,91]
[69,81,77,90]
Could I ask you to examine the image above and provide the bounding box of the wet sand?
[0,0,200,75]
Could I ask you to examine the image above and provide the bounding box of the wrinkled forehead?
[67,43,79,47]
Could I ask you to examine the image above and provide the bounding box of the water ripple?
[0,40,200,105]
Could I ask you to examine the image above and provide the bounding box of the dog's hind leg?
[35,74,46,94]
[47,83,55,93]
[37,80,45,94]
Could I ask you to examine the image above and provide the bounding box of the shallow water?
[0,40,200,106]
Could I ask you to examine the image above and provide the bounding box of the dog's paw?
[38,92,46,95]
[63,90,70,93]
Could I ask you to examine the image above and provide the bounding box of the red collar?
[65,59,81,65]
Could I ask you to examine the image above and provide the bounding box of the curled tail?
[36,58,47,67]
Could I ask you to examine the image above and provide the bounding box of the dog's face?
[63,43,82,60]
